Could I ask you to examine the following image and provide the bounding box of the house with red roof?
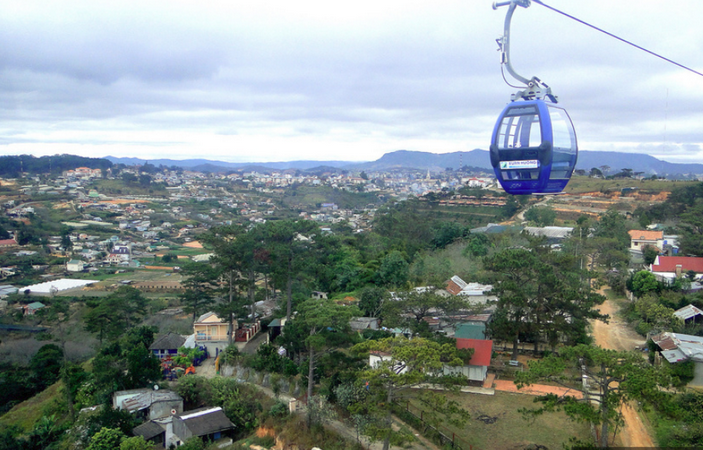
[444,338,493,383]
[0,238,18,248]
[651,255,703,282]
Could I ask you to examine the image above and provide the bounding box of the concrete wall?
[150,400,183,420]
[690,361,703,387]
[172,417,191,443]
[443,364,487,382]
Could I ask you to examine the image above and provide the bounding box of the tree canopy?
[515,344,672,449]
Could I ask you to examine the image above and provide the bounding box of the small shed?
[172,407,235,444]
[132,420,166,447]
[268,317,287,341]
[113,388,184,420]
[673,305,703,324]
[24,302,45,316]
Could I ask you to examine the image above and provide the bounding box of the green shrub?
[669,360,695,387]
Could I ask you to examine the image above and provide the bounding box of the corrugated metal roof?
[673,304,703,321]
[661,349,687,363]
[524,226,573,239]
[455,323,485,340]
[653,332,703,363]
[121,390,183,413]
[456,338,493,367]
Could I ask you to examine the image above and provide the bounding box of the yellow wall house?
[193,312,234,357]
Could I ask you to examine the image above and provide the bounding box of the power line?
[532,0,703,79]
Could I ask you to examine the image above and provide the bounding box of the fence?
[393,401,475,450]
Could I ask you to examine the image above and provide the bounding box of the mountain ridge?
[104,150,703,176]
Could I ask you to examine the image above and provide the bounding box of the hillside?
[105,149,703,177]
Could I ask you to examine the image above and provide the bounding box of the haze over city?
[2,0,703,164]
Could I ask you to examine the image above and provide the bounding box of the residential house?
[445,276,495,304]
[194,312,231,357]
[369,351,408,374]
[113,388,184,421]
[454,314,493,340]
[150,332,186,359]
[171,407,235,445]
[369,339,493,384]
[673,304,703,325]
[523,226,573,245]
[132,421,167,448]
[446,338,493,383]
[0,238,18,248]
[650,256,703,283]
[651,332,703,386]
[107,244,131,265]
[350,317,380,332]
[66,259,86,272]
[628,229,663,253]
[0,268,16,279]
[24,302,45,316]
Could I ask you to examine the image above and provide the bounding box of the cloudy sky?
[2,0,703,164]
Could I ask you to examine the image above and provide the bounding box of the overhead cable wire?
[532,0,703,79]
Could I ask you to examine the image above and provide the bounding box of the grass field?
[407,391,590,450]
[564,176,698,194]
[280,185,381,210]
[0,382,62,432]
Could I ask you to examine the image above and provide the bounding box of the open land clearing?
[406,390,590,450]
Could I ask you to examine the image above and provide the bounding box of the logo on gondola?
[500,160,539,170]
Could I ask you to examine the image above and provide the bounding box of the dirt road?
[591,297,653,448]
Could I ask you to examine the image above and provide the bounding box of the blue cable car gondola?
[492,0,578,195]
[490,99,577,195]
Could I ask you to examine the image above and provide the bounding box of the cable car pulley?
[490,0,578,195]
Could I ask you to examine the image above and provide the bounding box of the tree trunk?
[286,258,293,320]
[60,339,74,421]
[307,343,315,428]
[248,269,256,321]
[512,336,519,361]
[383,382,393,450]
[599,376,610,449]
[599,409,609,448]
[264,272,269,301]
[228,272,235,345]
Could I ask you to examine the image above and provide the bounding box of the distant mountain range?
[105,149,703,176]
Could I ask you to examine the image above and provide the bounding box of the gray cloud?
[1,0,703,163]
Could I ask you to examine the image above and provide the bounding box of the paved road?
[239,330,269,354]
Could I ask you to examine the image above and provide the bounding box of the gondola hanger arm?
[493,0,558,103]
